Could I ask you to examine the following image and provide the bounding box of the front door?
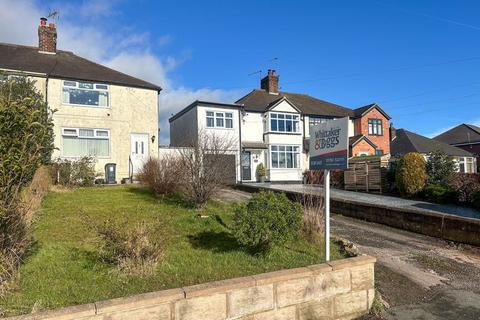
[241,151,251,181]
[131,134,149,174]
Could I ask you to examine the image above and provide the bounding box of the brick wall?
[351,139,376,157]
[354,108,390,155]
[7,256,376,320]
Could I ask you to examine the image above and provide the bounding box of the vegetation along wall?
[7,255,376,320]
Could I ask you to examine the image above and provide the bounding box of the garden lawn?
[0,186,347,316]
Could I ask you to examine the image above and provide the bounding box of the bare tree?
[177,130,237,207]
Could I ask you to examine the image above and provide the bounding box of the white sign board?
[309,117,349,170]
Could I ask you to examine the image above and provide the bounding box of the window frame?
[62,80,110,108]
[269,112,300,133]
[368,118,383,136]
[61,127,111,158]
[270,144,301,169]
[205,110,233,129]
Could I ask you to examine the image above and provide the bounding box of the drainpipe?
[238,106,244,183]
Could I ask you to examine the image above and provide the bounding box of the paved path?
[332,214,480,319]
[244,183,480,219]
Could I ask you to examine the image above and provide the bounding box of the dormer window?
[270,113,299,133]
[62,80,109,107]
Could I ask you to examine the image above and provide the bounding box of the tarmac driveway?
[332,214,480,319]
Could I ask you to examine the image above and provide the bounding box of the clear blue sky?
[10,0,480,140]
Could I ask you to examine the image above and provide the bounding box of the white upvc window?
[206,111,233,128]
[270,145,300,169]
[62,128,110,158]
[270,113,299,133]
[459,157,476,173]
[62,80,109,107]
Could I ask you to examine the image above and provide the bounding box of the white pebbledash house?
[169,70,393,183]
[0,18,161,183]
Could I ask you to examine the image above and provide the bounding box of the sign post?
[309,117,349,262]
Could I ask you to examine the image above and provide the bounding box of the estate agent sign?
[309,117,349,170]
[309,117,349,262]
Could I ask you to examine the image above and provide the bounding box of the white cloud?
[0,0,243,145]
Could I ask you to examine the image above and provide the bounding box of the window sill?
[206,127,235,130]
[264,131,302,135]
[62,103,110,109]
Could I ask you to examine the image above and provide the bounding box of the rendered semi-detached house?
[0,17,161,182]
[169,70,393,183]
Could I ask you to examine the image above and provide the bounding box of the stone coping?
[6,255,376,319]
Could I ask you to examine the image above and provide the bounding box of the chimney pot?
[260,69,279,94]
[38,17,57,53]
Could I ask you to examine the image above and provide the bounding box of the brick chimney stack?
[260,69,279,94]
[38,17,57,53]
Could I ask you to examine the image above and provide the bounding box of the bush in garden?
[395,152,427,197]
[473,191,480,210]
[232,191,302,254]
[51,157,97,187]
[422,184,456,204]
[0,76,54,295]
[449,173,480,204]
[137,156,180,195]
[256,163,266,179]
[95,219,166,275]
[426,150,456,186]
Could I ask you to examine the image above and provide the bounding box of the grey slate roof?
[434,124,480,145]
[0,43,161,91]
[235,89,391,120]
[352,103,391,120]
[236,89,354,117]
[391,129,473,157]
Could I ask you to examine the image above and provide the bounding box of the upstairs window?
[63,80,109,107]
[62,128,110,157]
[309,117,335,128]
[206,111,233,128]
[368,119,383,136]
[270,113,299,133]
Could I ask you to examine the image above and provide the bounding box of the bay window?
[63,80,109,107]
[62,128,110,157]
[270,145,300,168]
[270,113,299,133]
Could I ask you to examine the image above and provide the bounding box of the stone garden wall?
[8,255,376,320]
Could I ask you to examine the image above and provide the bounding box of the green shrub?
[426,150,456,186]
[256,163,266,177]
[232,191,302,253]
[0,76,54,294]
[423,184,456,204]
[52,157,97,187]
[395,152,427,197]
